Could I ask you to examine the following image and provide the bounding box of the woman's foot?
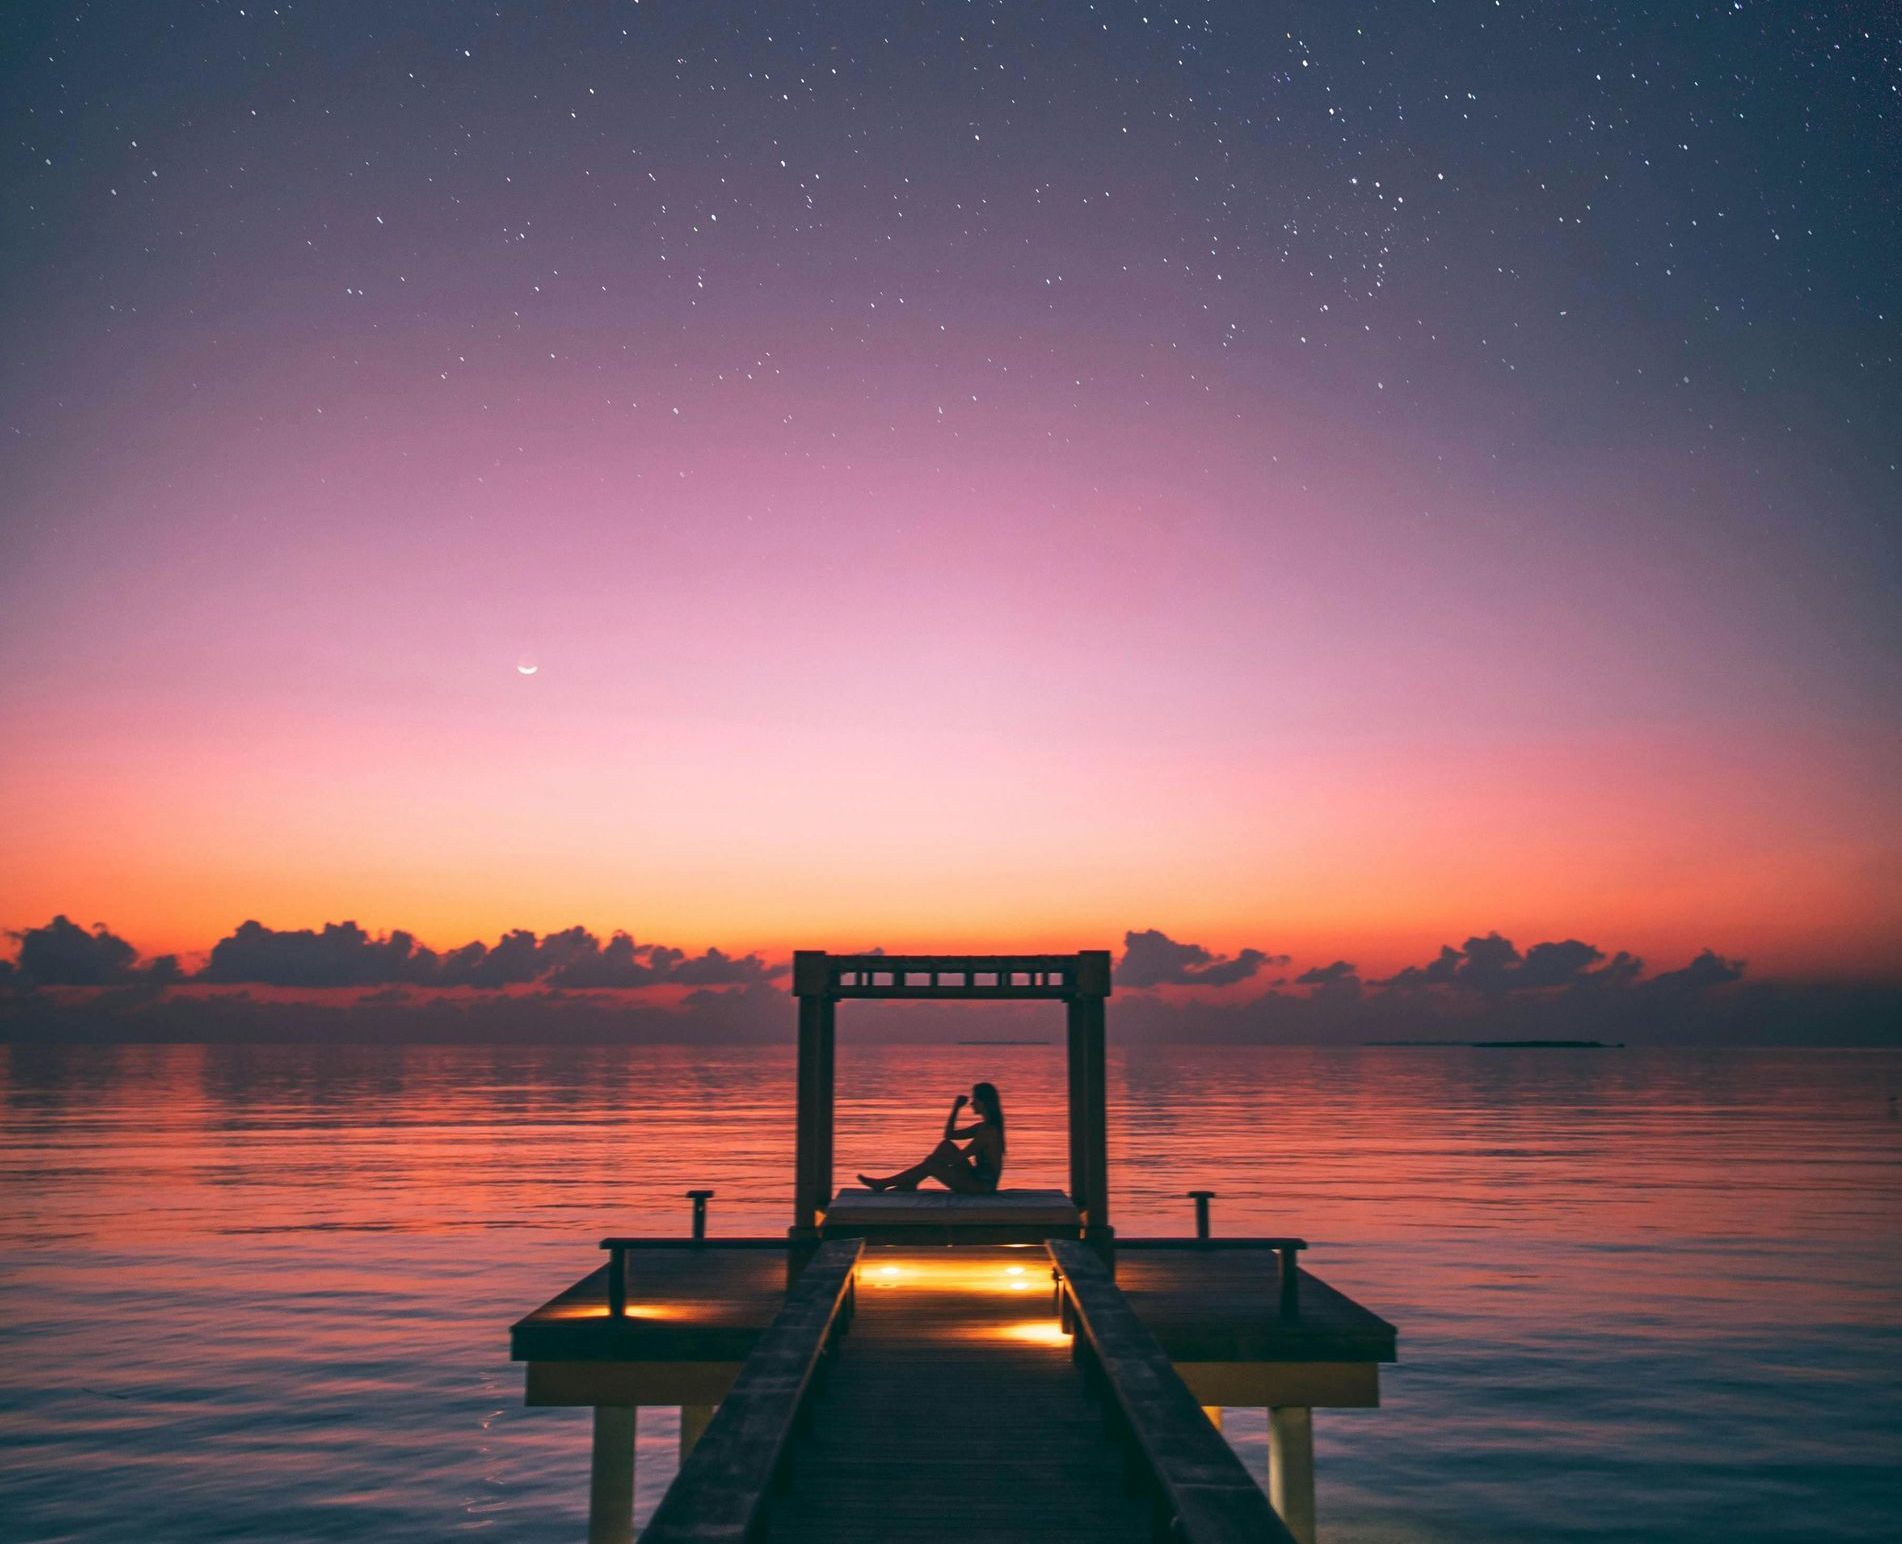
[857,1173,891,1192]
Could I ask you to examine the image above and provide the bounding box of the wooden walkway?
[764,1247,1153,1544]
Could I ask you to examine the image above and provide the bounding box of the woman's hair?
[971,1081,1004,1137]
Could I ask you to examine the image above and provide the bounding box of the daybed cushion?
[823,1187,1081,1227]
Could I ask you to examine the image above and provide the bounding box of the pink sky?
[4,328,1895,982]
[3,9,1896,988]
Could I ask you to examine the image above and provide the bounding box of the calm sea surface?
[2,1041,1899,1543]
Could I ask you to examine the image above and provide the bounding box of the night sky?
[2,2,1897,985]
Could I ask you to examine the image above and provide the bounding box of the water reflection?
[2,1042,1899,1541]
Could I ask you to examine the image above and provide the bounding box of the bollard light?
[687,1189,714,1242]
[1187,1189,1215,1240]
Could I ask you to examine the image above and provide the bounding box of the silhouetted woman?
[857,1082,1005,1194]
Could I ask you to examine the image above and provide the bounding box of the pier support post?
[587,1405,636,1544]
[679,1403,713,1459]
[1268,1405,1316,1544]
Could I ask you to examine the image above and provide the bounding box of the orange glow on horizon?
[2,499,1896,985]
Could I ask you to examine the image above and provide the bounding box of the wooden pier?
[508,952,1398,1542]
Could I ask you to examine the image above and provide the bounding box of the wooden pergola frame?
[788,950,1115,1245]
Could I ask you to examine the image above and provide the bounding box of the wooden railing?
[637,1238,861,1543]
[596,1235,785,1318]
[1115,1235,1309,1315]
[1048,1240,1300,1544]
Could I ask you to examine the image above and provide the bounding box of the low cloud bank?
[1,918,1893,1044]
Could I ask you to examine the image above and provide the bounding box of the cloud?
[1375,932,1742,999]
[0,914,1796,1049]
[200,920,438,988]
[195,919,786,990]
[1379,932,1581,993]
[1115,929,1287,988]
[6,916,177,987]
[666,947,780,986]
[0,918,1880,1046]
[1294,959,1363,998]
[1645,949,1745,993]
[542,933,781,989]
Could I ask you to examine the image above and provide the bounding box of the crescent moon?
[517,662,538,676]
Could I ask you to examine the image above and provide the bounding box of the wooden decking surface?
[763,1246,1152,1544]
[510,1247,788,1363]
[1118,1247,1397,1363]
[511,1240,1394,1369]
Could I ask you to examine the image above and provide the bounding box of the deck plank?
[762,1247,1151,1544]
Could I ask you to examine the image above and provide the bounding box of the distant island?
[957,1039,1054,1046]
[1367,1038,1626,1049]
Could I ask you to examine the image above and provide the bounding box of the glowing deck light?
[993,1320,1072,1347]
[552,1303,684,1321]
[858,1254,1055,1294]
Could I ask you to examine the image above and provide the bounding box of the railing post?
[1278,1242,1302,1317]
[1188,1190,1214,1240]
[607,1244,628,1319]
[687,1189,713,1241]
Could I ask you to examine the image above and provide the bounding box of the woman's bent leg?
[921,1146,983,1193]
[862,1140,964,1191]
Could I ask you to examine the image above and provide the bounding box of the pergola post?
[816,995,835,1215]
[1071,993,1111,1243]
[1070,950,1113,1253]
[791,952,832,1240]
[1065,1001,1091,1221]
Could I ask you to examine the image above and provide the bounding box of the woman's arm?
[942,1094,968,1141]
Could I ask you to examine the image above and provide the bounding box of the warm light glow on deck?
[991,1320,1073,1347]
[859,1254,1054,1295]
[546,1302,686,1321]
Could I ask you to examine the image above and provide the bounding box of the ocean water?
[1,1039,1898,1542]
